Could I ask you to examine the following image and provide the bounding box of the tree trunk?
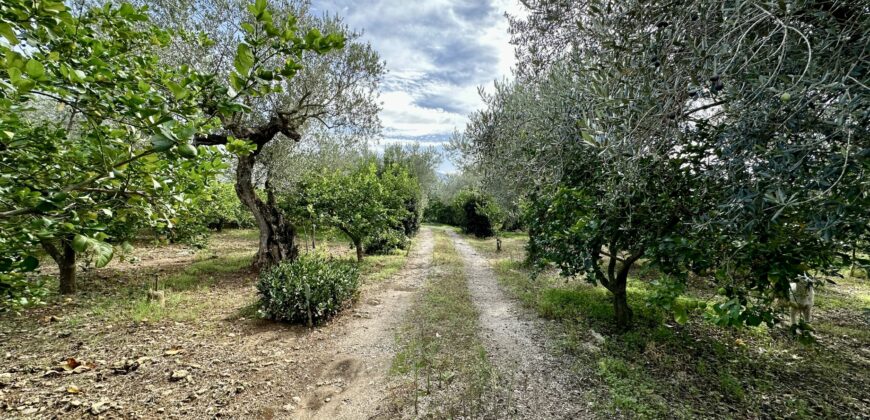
[42,238,77,294]
[601,247,644,330]
[235,153,298,270]
[354,239,364,262]
[612,287,632,330]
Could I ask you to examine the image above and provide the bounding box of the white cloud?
[311,0,524,172]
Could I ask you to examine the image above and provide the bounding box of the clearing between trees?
[2,227,868,419]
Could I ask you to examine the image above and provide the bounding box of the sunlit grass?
[360,250,407,284]
[462,230,869,419]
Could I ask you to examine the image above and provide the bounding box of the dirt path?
[449,232,591,419]
[294,227,434,419]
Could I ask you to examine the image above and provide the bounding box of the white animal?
[786,274,815,325]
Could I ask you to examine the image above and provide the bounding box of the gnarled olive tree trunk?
[235,153,298,269]
[196,115,303,270]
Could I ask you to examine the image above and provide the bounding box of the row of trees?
[1,0,386,306]
[283,144,438,262]
[454,0,869,329]
[424,184,506,249]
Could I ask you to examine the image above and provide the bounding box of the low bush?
[454,190,495,238]
[364,228,409,255]
[1,273,47,312]
[256,255,360,326]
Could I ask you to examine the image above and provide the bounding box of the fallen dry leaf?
[56,357,81,372]
[164,346,185,356]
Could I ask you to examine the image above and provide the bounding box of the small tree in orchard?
[453,190,496,239]
[299,163,402,262]
[462,0,868,329]
[0,1,235,294]
[378,163,424,241]
[476,197,506,251]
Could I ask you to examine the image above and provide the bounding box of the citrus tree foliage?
[168,181,255,247]
[460,0,869,329]
[474,194,506,251]
[290,162,416,262]
[423,172,479,225]
[144,0,384,269]
[443,189,502,239]
[0,1,230,296]
[1,0,349,299]
[199,182,255,231]
[373,162,424,253]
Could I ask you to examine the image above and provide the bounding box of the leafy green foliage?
[289,161,420,259]
[0,1,237,293]
[460,0,869,329]
[0,238,48,311]
[377,163,424,242]
[168,182,255,247]
[423,197,460,225]
[453,190,497,238]
[0,0,349,295]
[256,254,359,326]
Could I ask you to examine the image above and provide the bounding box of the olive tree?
[462,0,868,329]
[146,0,385,269]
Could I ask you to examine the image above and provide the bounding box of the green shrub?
[453,190,496,238]
[364,228,409,255]
[423,198,460,225]
[256,255,360,326]
[1,273,48,312]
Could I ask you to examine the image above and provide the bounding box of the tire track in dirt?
[294,227,434,420]
[449,231,591,419]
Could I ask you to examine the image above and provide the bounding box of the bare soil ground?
[0,229,433,419]
[448,232,593,419]
[294,227,433,419]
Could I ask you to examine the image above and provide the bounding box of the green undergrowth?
[359,249,407,284]
[390,230,500,417]
[465,232,870,419]
[70,249,256,324]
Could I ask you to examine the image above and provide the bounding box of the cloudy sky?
[309,0,523,173]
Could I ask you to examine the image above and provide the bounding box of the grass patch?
[218,228,260,241]
[464,231,870,419]
[127,293,207,322]
[360,250,407,284]
[161,252,253,291]
[390,230,500,417]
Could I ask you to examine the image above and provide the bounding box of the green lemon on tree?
[177,144,198,158]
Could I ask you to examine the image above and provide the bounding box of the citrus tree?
[294,162,406,262]
[0,0,347,297]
